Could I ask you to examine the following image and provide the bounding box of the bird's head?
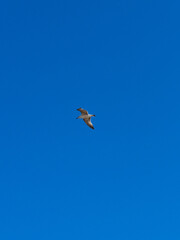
[92,114,96,117]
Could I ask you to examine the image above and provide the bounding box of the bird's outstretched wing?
[83,119,94,129]
[77,108,88,115]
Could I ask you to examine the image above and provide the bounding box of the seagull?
[76,108,96,129]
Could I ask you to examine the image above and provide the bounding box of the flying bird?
[76,108,96,129]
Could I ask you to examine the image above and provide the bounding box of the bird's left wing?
[77,108,88,115]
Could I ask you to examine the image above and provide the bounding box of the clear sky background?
[1,0,180,239]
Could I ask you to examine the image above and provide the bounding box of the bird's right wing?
[83,119,94,129]
[77,108,88,115]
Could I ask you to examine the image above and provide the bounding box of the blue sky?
[1,0,180,239]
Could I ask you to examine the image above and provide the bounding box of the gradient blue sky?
[1,0,180,239]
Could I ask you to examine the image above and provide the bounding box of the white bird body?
[76,108,95,129]
[77,114,94,119]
